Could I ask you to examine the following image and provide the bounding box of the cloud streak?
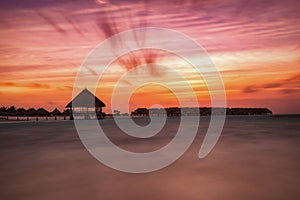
[0,82,50,89]
[243,74,300,94]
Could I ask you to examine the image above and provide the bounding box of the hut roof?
[37,108,49,115]
[65,88,106,108]
[51,108,61,115]
[27,108,37,115]
[17,108,26,114]
[132,108,149,114]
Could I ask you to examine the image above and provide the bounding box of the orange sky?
[0,0,299,114]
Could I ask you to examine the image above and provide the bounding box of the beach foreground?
[0,116,299,200]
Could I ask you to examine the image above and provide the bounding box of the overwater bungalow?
[131,107,273,117]
[166,107,181,117]
[27,108,37,116]
[16,108,26,116]
[65,89,106,119]
[37,108,49,116]
[131,108,149,117]
[149,108,166,117]
[51,108,61,116]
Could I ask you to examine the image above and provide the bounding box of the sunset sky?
[0,0,299,114]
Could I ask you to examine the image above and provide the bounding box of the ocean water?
[0,115,299,200]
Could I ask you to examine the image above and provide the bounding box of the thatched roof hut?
[27,108,37,116]
[65,89,106,119]
[37,108,49,116]
[62,109,71,116]
[17,108,26,116]
[51,108,61,116]
[131,108,149,116]
[66,89,106,108]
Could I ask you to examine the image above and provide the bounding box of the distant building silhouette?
[51,108,61,116]
[131,107,272,117]
[37,108,49,116]
[27,108,37,116]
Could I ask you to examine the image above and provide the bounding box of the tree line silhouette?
[0,106,71,117]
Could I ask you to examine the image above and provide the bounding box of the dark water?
[0,115,299,200]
